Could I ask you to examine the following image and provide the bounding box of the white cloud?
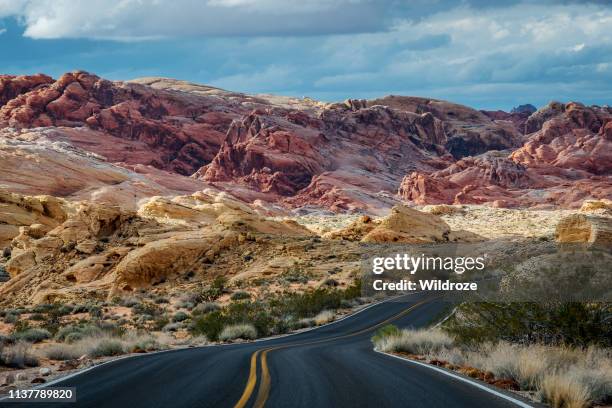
[0,0,387,40]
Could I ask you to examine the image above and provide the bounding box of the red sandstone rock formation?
[0,71,241,175]
[399,103,612,208]
[1,71,609,212]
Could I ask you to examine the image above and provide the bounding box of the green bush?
[11,328,51,343]
[132,302,162,317]
[191,282,363,341]
[55,324,104,342]
[3,312,19,324]
[173,312,190,322]
[192,302,220,316]
[371,324,401,345]
[230,291,251,301]
[444,302,611,347]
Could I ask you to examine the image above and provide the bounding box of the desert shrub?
[190,282,361,341]
[218,324,257,342]
[177,301,195,310]
[371,324,401,345]
[124,334,168,353]
[230,291,251,301]
[271,288,342,319]
[192,302,220,316]
[162,322,182,332]
[393,329,612,405]
[65,332,85,343]
[88,339,125,358]
[173,312,189,322]
[132,302,162,317]
[11,328,51,343]
[313,310,335,325]
[120,297,141,307]
[152,315,170,331]
[200,276,228,302]
[323,278,339,287]
[3,311,19,324]
[54,323,120,343]
[0,341,39,368]
[190,302,271,341]
[42,343,85,361]
[445,302,611,347]
[56,305,74,316]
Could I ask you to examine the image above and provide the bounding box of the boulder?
[555,214,612,249]
[326,205,482,243]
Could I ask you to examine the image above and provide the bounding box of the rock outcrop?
[0,190,311,304]
[555,214,612,249]
[325,205,482,243]
[398,103,612,208]
[0,72,243,175]
[1,71,609,214]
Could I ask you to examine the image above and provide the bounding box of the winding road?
[2,293,535,408]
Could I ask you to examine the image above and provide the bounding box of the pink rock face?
[399,103,612,208]
[200,103,455,211]
[1,71,609,213]
[480,109,532,135]
[0,71,240,175]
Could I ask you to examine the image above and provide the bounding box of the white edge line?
[0,293,420,400]
[375,350,534,408]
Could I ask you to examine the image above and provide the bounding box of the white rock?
[39,367,52,376]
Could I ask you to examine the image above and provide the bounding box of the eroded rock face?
[0,72,241,175]
[201,103,453,211]
[0,190,67,248]
[0,189,312,304]
[367,95,523,158]
[398,103,612,208]
[1,71,609,215]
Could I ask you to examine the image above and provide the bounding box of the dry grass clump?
[0,341,39,368]
[218,324,257,342]
[373,327,612,407]
[540,372,592,408]
[313,310,335,325]
[374,328,453,355]
[40,332,170,361]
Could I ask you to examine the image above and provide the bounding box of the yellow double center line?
[233,297,437,408]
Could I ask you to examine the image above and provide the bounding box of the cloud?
[0,0,391,40]
[0,0,611,109]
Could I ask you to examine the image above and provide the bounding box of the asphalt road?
[1,293,534,408]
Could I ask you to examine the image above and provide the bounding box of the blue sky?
[0,0,611,110]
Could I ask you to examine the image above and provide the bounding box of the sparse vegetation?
[190,282,361,341]
[372,327,612,408]
[0,341,39,368]
[445,302,611,347]
[218,324,257,341]
[230,291,251,301]
[11,328,52,343]
[172,311,189,322]
[373,327,453,355]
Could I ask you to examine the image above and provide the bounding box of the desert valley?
[0,71,610,407]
